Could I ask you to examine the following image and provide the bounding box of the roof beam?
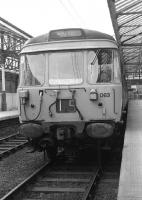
[120,26,140,37]
[121,32,142,44]
[118,15,142,28]
[120,25,142,27]
[117,0,141,13]
[117,12,142,16]
[122,43,142,47]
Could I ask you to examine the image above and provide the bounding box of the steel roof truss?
[121,32,142,44]
[116,0,141,13]
[118,15,142,28]
[120,26,141,37]
[124,54,139,62]
[118,12,142,16]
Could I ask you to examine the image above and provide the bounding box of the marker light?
[90,89,98,101]
[19,90,29,105]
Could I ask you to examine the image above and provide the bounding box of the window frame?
[19,53,46,87]
[48,50,85,86]
[86,48,121,85]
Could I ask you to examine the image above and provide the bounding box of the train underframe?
[20,118,125,160]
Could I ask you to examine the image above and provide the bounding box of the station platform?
[0,110,19,121]
[118,100,142,200]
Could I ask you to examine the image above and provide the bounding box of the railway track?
[0,133,28,159]
[0,154,102,200]
[0,118,19,129]
[0,143,121,200]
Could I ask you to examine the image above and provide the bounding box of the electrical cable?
[75,104,84,120]
[58,0,82,27]
[67,0,86,26]
[23,94,43,121]
[49,100,56,117]
[71,90,84,120]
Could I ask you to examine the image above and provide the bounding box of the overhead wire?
[67,0,86,27]
[58,0,84,27]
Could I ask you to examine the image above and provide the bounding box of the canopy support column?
[1,62,7,111]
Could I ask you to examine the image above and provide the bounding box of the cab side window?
[87,49,113,84]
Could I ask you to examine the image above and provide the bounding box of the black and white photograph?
[0,0,141,199]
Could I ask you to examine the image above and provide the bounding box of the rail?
[0,133,28,159]
[0,158,101,200]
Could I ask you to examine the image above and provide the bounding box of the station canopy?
[0,17,32,72]
[107,0,142,84]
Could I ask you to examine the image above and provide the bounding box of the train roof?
[21,29,117,53]
[25,28,115,45]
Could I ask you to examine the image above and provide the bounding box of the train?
[18,28,128,159]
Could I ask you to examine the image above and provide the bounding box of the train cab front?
[18,84,120,157]
[17,30,124,156]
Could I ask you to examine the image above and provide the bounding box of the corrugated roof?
[107,0,142,80]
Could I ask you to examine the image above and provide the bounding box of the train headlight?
[86,123,114,138]
[90,89,98,101]
[20,123,44,139]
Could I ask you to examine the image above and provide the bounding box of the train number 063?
[100,93,110,97]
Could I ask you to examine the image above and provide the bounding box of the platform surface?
[118,100,142,200]
[0,110,19,121]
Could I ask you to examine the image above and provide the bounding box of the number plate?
[56,99,76,113]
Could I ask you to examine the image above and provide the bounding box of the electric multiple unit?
[18,28,128,158]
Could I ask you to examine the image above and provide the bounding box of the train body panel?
[17,28,128,155]
[18,85,122,123]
